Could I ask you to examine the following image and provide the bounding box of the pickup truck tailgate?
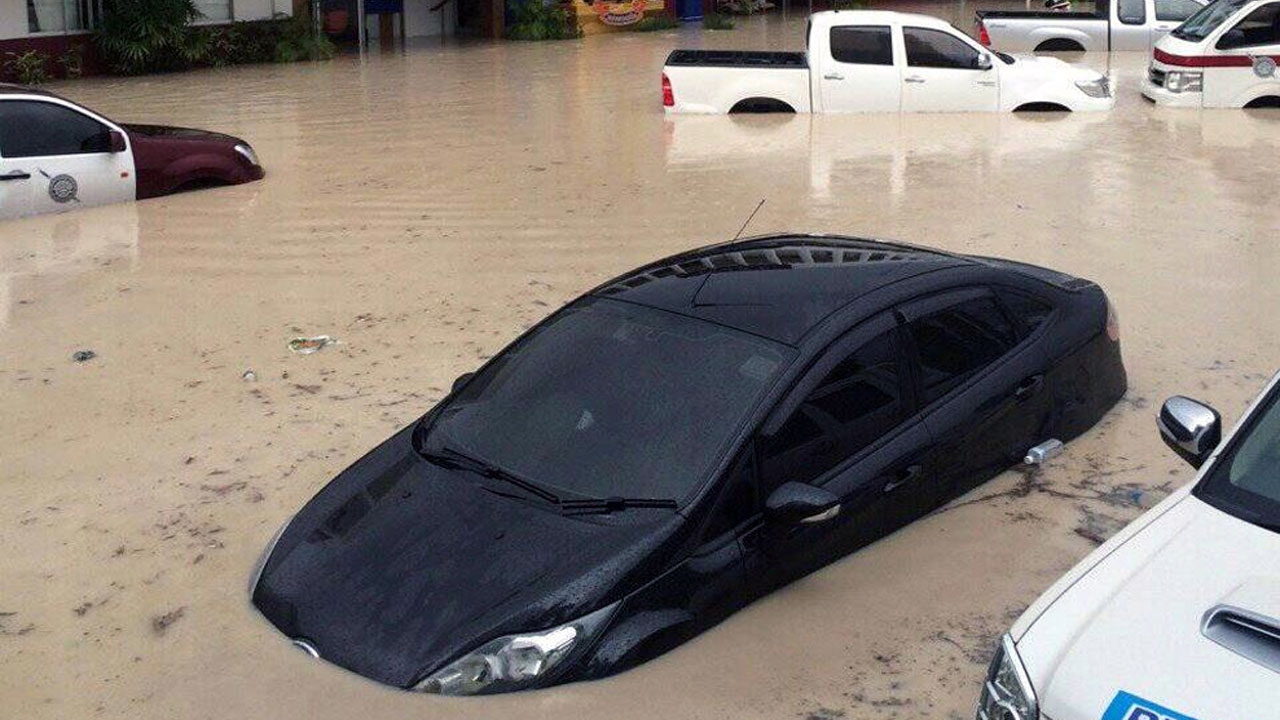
[663,50,811,114]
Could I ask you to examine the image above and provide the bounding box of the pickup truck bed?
[664,50,808,69]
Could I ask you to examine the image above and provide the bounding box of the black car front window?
[423,298,793,503]
[1172,0,1249,41]
[1198,385,1280,533]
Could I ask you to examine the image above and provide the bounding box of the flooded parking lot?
[3,8,1280,719]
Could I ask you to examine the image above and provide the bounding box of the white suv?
[977,372,1280,720]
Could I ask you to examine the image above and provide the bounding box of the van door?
[0,147,32,220]
[0,99,136,218]
[899,27,999,113]
[817,24,901,113]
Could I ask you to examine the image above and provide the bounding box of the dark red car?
[0,84,264,219]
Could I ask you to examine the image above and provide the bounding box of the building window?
[27,0,88,34]
[193,0,234,23]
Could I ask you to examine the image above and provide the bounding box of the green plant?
[4,51,52,85]
[272,16,337,62]
[95,0,207,74]
[507,0,582,41]
[631,13,678,31]
[58,47,84,79]
[702,12,735,29]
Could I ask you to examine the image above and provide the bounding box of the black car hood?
[121,123,241,144]
[252,425,682,688]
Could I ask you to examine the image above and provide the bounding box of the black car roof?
[592,234,972,345]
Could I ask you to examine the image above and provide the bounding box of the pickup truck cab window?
[759,326,904,493]
[0,100,111,158]
[903,27,982,69]
[829,25,893,65]
[1155,0,1203,22]
[905,295,1017,406]
[1217,1,1280,48]
[1118,0,1147,25]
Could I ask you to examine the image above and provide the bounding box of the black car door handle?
[882,464,922,493]
[0,171,30,181]
[1014,375,1044,401]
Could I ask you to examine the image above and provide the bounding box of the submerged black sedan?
[251,235,1126,695]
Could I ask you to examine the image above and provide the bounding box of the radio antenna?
[732,199,766,242]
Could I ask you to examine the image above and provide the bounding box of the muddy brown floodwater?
[3,7,1280,720]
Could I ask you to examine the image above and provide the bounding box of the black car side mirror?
[765,482,841,526]
[108,130,127,153]
[1157,395,1222,469]
[451,372,475,394]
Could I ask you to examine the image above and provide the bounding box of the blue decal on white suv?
[1101,691,1200,720]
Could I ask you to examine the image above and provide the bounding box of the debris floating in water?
[1024,439,1064,465]
[288,336,339,355]
[241,369,257,382]
[71,350,96,363]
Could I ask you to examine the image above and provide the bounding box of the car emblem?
[292,639,320,658]
[1253,55,1277,78]
[39,169,80,204]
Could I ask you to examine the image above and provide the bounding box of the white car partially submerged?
[978,373,1280,720]
[661,11,1115,114]
[1142,0,1280,108]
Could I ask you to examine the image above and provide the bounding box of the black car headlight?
[976,634,1038,720]
[413,603,615,695]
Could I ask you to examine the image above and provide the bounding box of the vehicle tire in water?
[729,98,797,114]
[1034,38,1085,52]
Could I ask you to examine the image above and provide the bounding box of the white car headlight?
[1075,77,1111,98]
[1165,71,1203,94]
[234,143,260,166]
[413,604,615,695]
[976,634,1038,720]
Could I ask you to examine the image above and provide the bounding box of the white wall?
[233,0,293,21]
[1,3,32,40]
[403,0,456,37]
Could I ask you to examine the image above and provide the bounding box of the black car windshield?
[1197,383,1280,533]
[1172,0,1248,41]
[422,297,793,502]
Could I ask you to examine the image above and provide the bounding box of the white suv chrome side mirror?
[1158,395,1222,468]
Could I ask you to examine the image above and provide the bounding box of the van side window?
[1155,0,1204,22]
[1117,0,1147,25]
[907,297,1017,406]
[903,27,981,69]
[0,101,110,158]
[1217,2,1280,49]
[996,288,1054,336]
[830,26,894,66]
[759,329,903,493]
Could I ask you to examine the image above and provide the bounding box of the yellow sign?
[574,0,665,31]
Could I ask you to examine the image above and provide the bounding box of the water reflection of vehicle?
[662,11,1115,114]
[0,85,265,221]
[662,110,1111,198]
[1142,0,1280,108]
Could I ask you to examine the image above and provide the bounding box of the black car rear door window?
[0,100,110,158]
[996,288,1054,338]
[906,295,1017,406]
[830,26,894,65]
[760,327,904,493]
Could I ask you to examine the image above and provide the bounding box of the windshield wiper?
[417,445,560,505]
[560,496,678,516]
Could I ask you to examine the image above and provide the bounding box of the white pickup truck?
[661,11,1115,114]
[975,0,1208,54]
[1142,0,1280,108]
